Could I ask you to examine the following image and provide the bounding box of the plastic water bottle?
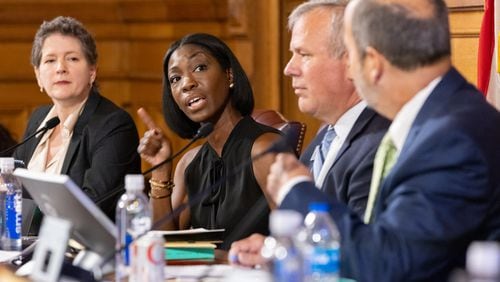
[466,241,500,282]
[115,174,152,282]
[261,209,304,282]
[301,202,340,282]
[0,158,22,251]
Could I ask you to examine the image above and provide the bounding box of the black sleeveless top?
[185,116,281,249]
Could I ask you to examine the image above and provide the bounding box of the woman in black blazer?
[13,16,141,235]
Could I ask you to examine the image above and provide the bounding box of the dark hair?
[31,16,98,90]
[351,0,450,70]
[162,33,254,139]
[0,125,17,157]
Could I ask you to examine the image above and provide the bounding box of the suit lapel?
[375,67,467,215]
[331,108,376,168]
[61,91,101,174]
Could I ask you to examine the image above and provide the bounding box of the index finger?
[137,107,158,130]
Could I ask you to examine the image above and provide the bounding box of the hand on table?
[228,233,267,267]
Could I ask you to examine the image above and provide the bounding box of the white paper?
[150,228,224,235]
[0,250,21,263]
[164,264,272,282]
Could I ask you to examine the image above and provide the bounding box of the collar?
[333,100,367,144]
[389,76,442,151]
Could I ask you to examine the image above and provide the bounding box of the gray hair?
[31,16,98,68]
[351,0,451,70]
[288,0,350,58]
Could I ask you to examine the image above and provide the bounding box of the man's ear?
[341,52,353,81]
[363,46,384,84]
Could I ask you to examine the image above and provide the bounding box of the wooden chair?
[251,109,307,156]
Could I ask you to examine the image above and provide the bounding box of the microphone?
[142,122,214,175]
[149,127,294,230]
[100,126,295,267]
[0,116,60,156]
[94,123,214,206]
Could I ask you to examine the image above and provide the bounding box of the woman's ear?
[89,65,97,86]
[227,68,234,88]
[34,67,43,91]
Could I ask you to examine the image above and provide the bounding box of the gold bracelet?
[148,192,171,199]
[148,178,175,198]
[149,178,173,188]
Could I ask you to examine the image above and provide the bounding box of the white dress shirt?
[276,101,367,204]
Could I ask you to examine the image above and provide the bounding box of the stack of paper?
[149,228,224,261]
[165,242,216,260]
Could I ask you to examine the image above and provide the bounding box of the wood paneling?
[446,0,483,9]
[0,0,486,165]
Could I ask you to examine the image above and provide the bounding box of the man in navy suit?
[229,0,389,266]
[264,0,500,281]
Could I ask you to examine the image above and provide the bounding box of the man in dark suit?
[265,0,500,281]
[229,0,389,266]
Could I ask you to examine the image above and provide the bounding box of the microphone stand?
[100,135,292,268]
[142,122,214,175]
[0,116,60,156]
[142,137,200,175]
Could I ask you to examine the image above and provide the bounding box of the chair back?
[251,109,307,156]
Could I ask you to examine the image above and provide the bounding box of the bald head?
[348,0,450,70]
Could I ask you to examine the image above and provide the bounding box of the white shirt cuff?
[276,176,313,205]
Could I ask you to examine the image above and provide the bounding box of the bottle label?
[274,256,303,282]
[123,232,133,265]
[308,247,339,275]
[5,192,21,240]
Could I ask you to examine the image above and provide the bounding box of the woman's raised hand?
[137,107,172,166]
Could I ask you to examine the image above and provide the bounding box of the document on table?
[150,228,225,242]
[0,250,21,263]
[164,264,272,281]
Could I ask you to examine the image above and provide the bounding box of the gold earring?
[39,86,43,93]
[229,82,234,88]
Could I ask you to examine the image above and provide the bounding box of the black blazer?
[14,90,141,227]
[299,108,390,217]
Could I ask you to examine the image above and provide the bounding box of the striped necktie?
[312,126,336,180]
[364,133,398,223]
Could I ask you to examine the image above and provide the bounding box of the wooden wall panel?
[0,0,486,167]
[449,10,483,84]
[0,43,33,78]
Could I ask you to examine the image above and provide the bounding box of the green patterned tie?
[364,133,398,223]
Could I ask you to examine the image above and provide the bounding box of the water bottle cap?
[0,157,15,171]
[125,174,144,191]
[269,209,303,236]
[308,202,330,212]
[467,241,500,278]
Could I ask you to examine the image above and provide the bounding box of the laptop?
[13,168,116,261]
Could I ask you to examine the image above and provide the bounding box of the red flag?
[477,0,494,96]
